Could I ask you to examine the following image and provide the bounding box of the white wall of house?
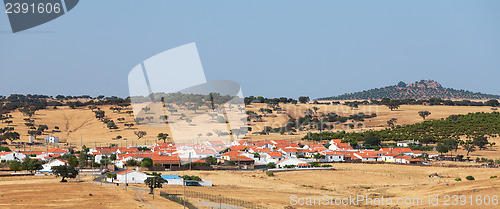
[380,156,395,162]
[325,155,344,162]
[41,159,66,172]
[117,171,152,184]
[276,157,308,168]
[0,152,26,161]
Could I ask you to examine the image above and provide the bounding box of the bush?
[182,175,202,181]
[266,171,274,177]
[466,176,475,181]
[455,177,462,181]
[267,162,276,169]
[321,164,332,167]
[490,176,497,179]
[106,173,117,179]
[0,146,11,152]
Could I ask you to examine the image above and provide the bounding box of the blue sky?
[1,0,499,99]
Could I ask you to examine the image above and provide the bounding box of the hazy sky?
[1,0,499,99]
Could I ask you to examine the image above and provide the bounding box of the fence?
[159,192,198,209]
[183,190,267,209]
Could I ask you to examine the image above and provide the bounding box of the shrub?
[182,175,202,181]
[267,162,276,169]
[490,176,497,179]
[465,176,475,181]
[106,173,117,179]
[266,171,274,177]
[310,163,320,167]
[321,164,332,167]
[0,146,11,152]
[455,177,462,181]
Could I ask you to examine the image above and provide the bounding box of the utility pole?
[152,177,155,199]
[183,176,186,209]
[91,155,94,183]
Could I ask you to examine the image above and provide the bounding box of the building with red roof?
[151,155,181,169]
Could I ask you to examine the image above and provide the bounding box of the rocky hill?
[320,79,500,100]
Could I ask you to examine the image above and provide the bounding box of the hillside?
[319,79,500,100]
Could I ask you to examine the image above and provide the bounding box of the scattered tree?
[144,175,167,195]
[462,141,476,156]
[418,110,431,120]
[134,131,147,140]
[52,165,79,182]
[473,136,489,150]
[9,161,22,172]
[387,118,397,127]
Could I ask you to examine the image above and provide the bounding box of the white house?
[324,152,345,162]
[41,159,67,173]
[266,152,284,163]
[114,156,134,169]
[353,152,379,162]
[397,140,419,147]
[0,152,26,161]
[276,157,310,168]
[44,136,59,143]
[47,148,70,156]
[115,170,152,184]
[394,156,411,164]
[194,149,217,158]
[380,154,397,163]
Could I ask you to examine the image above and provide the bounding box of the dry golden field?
[2,102,499,159]
[0,176,183,209]
[1,163,498,209]
[155,163,499,208]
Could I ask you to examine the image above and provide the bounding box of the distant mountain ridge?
[319,79,500,100]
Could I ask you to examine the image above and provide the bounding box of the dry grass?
[0,176,183,209]
[151,163,500,208]
[3,103,499,159]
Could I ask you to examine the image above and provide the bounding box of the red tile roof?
[252,148,271,153]
[152,155,180,164]
[117,147,139,153]
[230,145,248,151]
[229,155,254,162]
[407,158,422,162]
[336,143,353,150]
[267,152,283,158]
[222,151,243,156]
[354,152,379,159]
[281,148,299,153]
[20,151,45,155]
[325,151,345,156]
[0,152,13,156]
[117,169,134,175]
[47,148,69,153]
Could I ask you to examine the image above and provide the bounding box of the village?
[2,138,440,181]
